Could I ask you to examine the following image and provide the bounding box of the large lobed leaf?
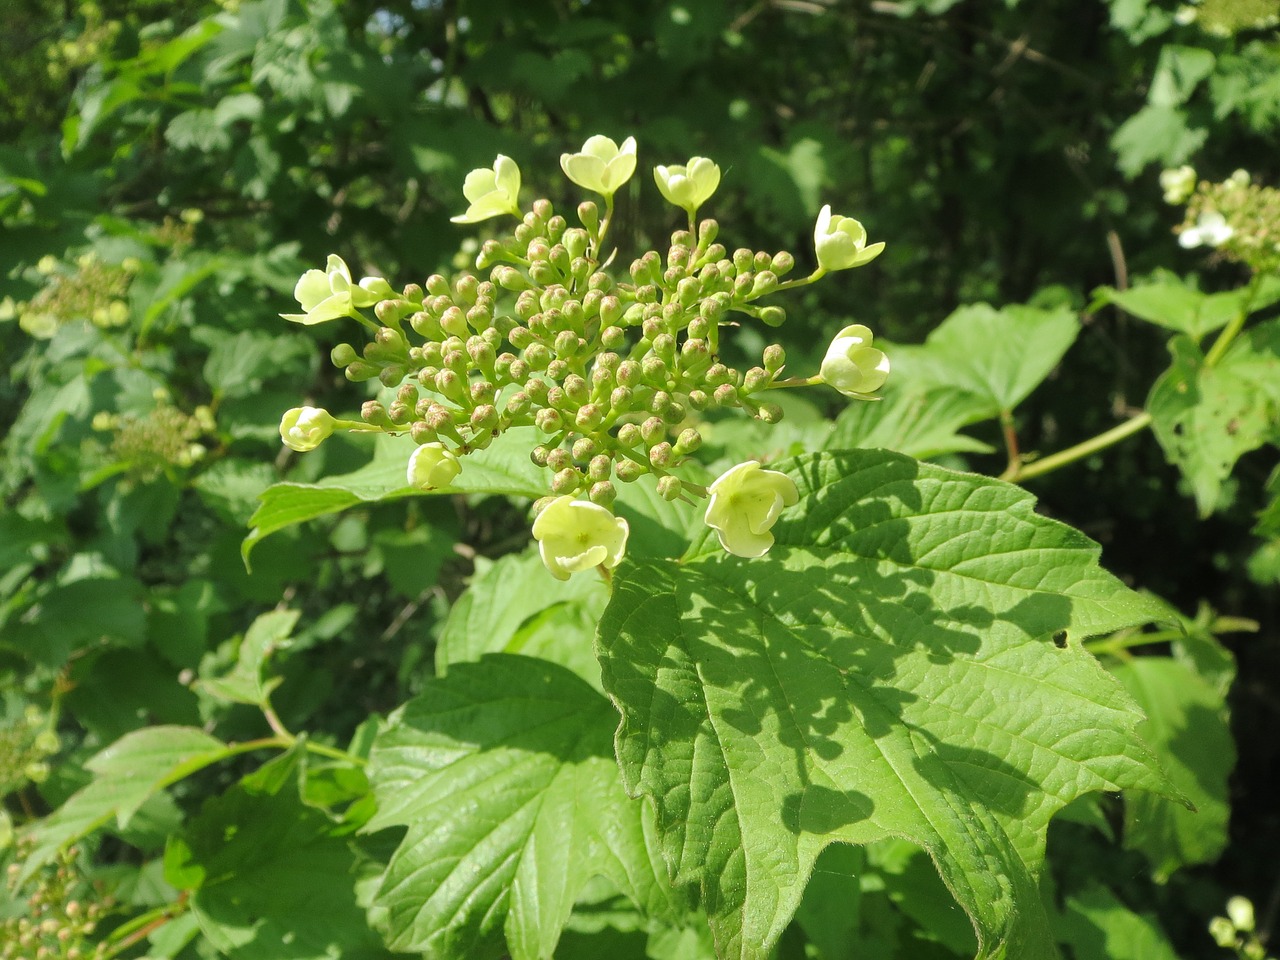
[598,450,1173,960]
[364,654,686,960]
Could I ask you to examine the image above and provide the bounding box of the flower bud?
[640,416,666,445]
[531,445,551,466]
[523,343,551,370]
[687,388,709,410]
[470,381,496,405]
[578,200,600,231]
[662,400,687,424]
[546,447,572,471]
[642,356,670,387]
[506,391,531,416]
[575,403,605,429]
[440,306,469,338]
[279,406,336,452]
[713,383,739,406]
[615,458,647,482]
[516,290,540,321]
[648,442,673,468]
[546,214,567,242]
[674,427,703,455]
[550,467,580,495]
[763,344,786,372]
[589,480,617,506]
[470,404,499,431]
[379,363,410,387]
[652,333,677,363]
[751,271,778,296]
[435,369,466,402]
[426,274,451,298]
[331,343,359,367]
[546,358,569,381]
[524,378,549,403]
[610,385,634,410]
[362,400,392,427]
[657,475,683,501]
[563,228,590,260]
[388,401,414,425]
[597,295,622,326]
[743,367,771,392]
[588,454,613,482]
[494,265,533,291]
[617,422,643,447]
[616,360,643,386]
[529,260,558,286]
[758,305,786,328]
[536,408,564,433]
[410,420,437,444]
[771,251,795,276]
[649,390,672,415]
[554,329,579,358]
[756,402,784,423]
[572,437,599,460]
[454,274,479,305]
[424,403,456,433]
[407,442,461,490]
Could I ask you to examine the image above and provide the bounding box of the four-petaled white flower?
[451,155,523,224]
[561,135,638,197]
[532,496,630,580]
[279,406,336,452]
[1159,165,1196,204]
[704,461,799,559]
[813,205,885,273]
[653,157,721,213]
[407,442,462,490]
[820,324,891,399]
[281,254,394,325]
[1179,210,1234,249]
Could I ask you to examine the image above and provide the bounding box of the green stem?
[767,374,823,389]
[770,268,825,295]
[99,899,190,959]
[1083,628,1181,656]
[1002,412,1152,483]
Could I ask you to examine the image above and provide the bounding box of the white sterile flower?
[704,461,799,559]
[561,135,638,196]
[1179,210,1234,249]
[653,157,721,213]
[451,154,522,224]
[814,205,885,272]
[407,442,462,490]
[280,254,394,325]
[820,324,891,398]
[1160,165,1196,204]
[279,406,336,452]
[532,496,630,580]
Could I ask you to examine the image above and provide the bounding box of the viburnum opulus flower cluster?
[278,136,889,578]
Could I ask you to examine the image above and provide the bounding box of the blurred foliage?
[2,0,1279,958]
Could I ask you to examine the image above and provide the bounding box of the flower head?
[813,205,885,272]
[280,406,336,452]
[1160,165,1197,204]
[532,496,630,580]
[1179,209,1234,249]
[281,254,394,325]
[654,157,721,213]
[820,324,891,398]
[407,442,462,490]
[561,135,638,197]
[451,155,522,224]
[704,461,799,558]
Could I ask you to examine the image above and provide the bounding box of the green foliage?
[3,1,1277,958]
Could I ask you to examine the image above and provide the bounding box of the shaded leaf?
[598,450,1173,959]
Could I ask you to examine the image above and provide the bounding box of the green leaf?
[199,608,300,705]
[827,385,996,459]
[178,752,386,960]
[365,655,685,960]
[598,450,1173,960]
[1111,105,1207,178]
[1091,273,1280,340]
[242,429,547,563]
[21,726,227,883]
[1054,884,1179,960]
[1111,657,1234,880]
[889,303,1080,416]
[1147,320,1280,515]
[436,550,609,689]
[203,330,310,399]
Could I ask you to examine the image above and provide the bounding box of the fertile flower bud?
[771,251,795,276]
[674,427,703,455]
[279,406,336,452]
[546,447,572,471]
[743,367,771,392]
[588,454,613,482]
[536,408,564,433]
[763,344,786,372]
[657,475,683,501]
[531,496,630,580]
[578,200,600,232]
[451,154,522,224]
[654,157,721,213]
[551,467,581,495]
[758,306,786,328]
[470,404,499,431]
[573,437,599,460]
[813,205,885,272]
[640,416,666,445]
[705,461,799,558]
[362,400,392,427]
[615,458,647,482]
[407,442,462,490]
[648,442,673,468]
[616,422,643,447]
[410,421,437,444]
[331,343,359,367]
[560,135,638,196]
[575,403,605,430]
[819,324,891,398]
[589,481,617,506]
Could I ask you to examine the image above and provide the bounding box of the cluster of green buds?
[1163,165,1280,274]
[278,135,889,578]
[4,253,137,340]
[1,847,112,960]
[1209,896,1273,960]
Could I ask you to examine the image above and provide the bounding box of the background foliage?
[2,0,1278,958]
